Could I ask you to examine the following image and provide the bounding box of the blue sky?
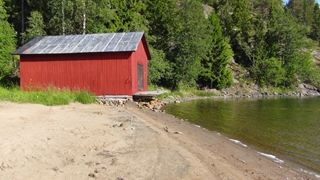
[283,0,320,4]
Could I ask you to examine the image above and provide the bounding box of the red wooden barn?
[13,32,151,96]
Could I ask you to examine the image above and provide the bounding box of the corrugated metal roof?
[13,32,145,55]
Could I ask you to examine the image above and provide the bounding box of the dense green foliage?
[210,0,319,88]
[1,0,320,90]
[200,12,234,89]
[21,11,46,43]
[0,0,16,80]
[166,0,211,89]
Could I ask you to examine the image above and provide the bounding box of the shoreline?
[128,105,320,179]
[0,102,318,179]
[166,110,320,179]
[158,97,320,178]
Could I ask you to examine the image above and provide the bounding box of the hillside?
[1,0,320,92]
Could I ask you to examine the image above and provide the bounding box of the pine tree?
[22,11,46,43]
[0,0,17,79]
[302,0,316,27]
[201,12,233,89]
[286,0,303,23]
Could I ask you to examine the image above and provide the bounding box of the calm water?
[162,97,320,174]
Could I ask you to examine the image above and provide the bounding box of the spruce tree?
[201,12,233,89]
[213,0,234,39]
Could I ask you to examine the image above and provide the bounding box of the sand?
[0,102,318,180]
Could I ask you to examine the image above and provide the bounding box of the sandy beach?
[0,102,318,180]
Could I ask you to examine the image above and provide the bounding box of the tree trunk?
[62,0,65,35]
[83,0,86,34]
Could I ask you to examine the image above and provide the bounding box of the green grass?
[155,92,170,99]
[192,90,220,97]
[171,91,185,98]
[260,86,296,95]
[176,87,221,97]
[153,86,221,99]
[0,86,96,106]
[74,91,97,104]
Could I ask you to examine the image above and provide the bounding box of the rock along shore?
[127,83,320,111]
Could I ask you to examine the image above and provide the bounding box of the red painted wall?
[20,52,142,95]
[131,39,149,94]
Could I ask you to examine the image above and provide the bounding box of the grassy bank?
[0,86,96,106]
[149,84,303,100]
[148,85,221,99]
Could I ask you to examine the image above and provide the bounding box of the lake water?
[162,97,320,174]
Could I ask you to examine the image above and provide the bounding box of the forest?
[1,0,320,91]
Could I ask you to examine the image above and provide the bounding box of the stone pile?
[96,83,320,110]
[220,83,320,98]
[97,97,133,106]
[136,99,168,112]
